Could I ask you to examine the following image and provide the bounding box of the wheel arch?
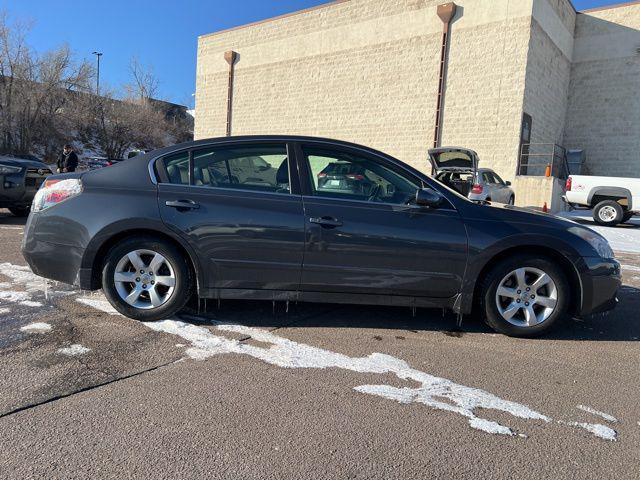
[588,187,633,210]
[466,245,582,317]
[83,225,203,293]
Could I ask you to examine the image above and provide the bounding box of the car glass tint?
[192,145,290,194]
[162,151,190,185]
[305,147,419,204]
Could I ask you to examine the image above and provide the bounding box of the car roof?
[146,135,398,161]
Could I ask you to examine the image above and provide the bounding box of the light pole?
[92,51,103,95]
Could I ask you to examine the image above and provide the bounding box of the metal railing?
[517,143,569,179]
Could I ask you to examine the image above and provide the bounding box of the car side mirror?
[415,188,443,208]
[505,181,511,186]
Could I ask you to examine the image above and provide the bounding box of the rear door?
[297,142,468,298]
[155,141,305,292]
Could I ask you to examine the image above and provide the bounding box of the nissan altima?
[21,136,621,337]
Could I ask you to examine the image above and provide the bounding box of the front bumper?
[576,257,621,316]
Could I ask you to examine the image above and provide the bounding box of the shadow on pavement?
[0,210,27,226]
[179,285,640,342]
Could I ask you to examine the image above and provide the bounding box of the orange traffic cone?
[545,164,551,177]
[542,202,548,213]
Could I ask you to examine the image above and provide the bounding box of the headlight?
[32,178,83,212]
[569,226,615,259]
[0,164,22,175]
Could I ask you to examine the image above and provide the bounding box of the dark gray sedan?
[22,136,620,337]
[0,155,52,216]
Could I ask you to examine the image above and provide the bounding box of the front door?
[156,142,305,292]
[297,143,468,298]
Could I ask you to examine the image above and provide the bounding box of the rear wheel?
[9,206,30,217]
[593,200,623,226]
[508,195,515,205]
[102,236,193,321]
[481,254,570,337]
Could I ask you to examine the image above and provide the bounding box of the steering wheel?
[367,184,383,202]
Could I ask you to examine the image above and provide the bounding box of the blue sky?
[0,0,622,106]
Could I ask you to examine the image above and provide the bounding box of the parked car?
[317,161,376,195]
[564,174,640,226]
[0,155,52,216]
[22,136,620,337]
[430,147,515,204]
[78,157,123,171]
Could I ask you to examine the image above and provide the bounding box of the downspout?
[433,3,457,148]
[224,50,238,136]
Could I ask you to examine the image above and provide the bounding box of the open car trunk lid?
[428,147,478,173]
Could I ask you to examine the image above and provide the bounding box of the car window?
[482,172,496,184]
[192,145,290,193]
[161,151,190,185]
[492,172,505,185]
[304,147,419,204]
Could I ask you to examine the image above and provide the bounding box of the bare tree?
[0,12,92,160]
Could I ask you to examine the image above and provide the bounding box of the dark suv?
[22,136,620,337]
[0,155,52,216]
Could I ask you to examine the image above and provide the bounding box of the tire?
[481,254,570,337]
[593,200,623,226]
[622,212,634,223]
[508,196,515,205]
[101,236,194,321]
[9,206,30,217]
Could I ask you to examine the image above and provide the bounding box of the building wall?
[195,0,537,180]
[564,3,640,177]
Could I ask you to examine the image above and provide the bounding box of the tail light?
[565,177,572,191]
[346,174,365,181]
[317,172,327,178]
[471,184,483,194]
[32,178,82,212]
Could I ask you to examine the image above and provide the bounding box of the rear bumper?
[21,214,89,288]
[576,257,621,316]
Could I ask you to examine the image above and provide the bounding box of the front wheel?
[481,254,570,337]
[102,236,193,321]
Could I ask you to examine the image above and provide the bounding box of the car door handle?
[309,216,343,228]
[165,199,200,210]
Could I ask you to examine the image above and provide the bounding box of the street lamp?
[92,51,103,95]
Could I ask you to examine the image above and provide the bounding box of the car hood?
[0,156,51,170]
[428,147,478,173]
[463,201,580,229]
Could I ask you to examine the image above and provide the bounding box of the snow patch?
[20,322,52,332]
[144,319,549,436]
[76,297,120,315]
[620,264,640,273]
[0,307,9,315]
[566,422,617,441]
[58,344,91,356]
[576,404,617,423]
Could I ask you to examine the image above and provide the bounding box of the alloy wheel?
[113,249,176,310]
[495,267,558,327]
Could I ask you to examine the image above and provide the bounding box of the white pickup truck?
[564,175,640,226]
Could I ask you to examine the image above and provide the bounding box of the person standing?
[57,144,79,173]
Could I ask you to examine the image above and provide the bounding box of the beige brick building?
[194,0,640,209]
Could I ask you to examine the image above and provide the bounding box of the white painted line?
[20,322,52,333]
[576,404,618,423]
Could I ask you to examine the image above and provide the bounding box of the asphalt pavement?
[1,209,639,479]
